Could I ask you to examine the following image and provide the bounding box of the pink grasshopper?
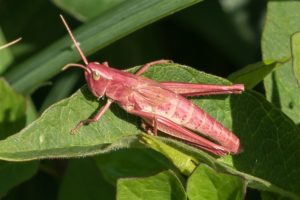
[60,15,244,156]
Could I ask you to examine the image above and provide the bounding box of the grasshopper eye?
[92,70,101,80]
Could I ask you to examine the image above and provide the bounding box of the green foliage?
[186,165,245,200]
[117,170,186,200]
[0,30,14,73]
[53,0,126,22]
[0,0,300,199]
[228,61,278,89]
[4,0,202,93]
[58,158,115,200]
[0,79,38,197]
[262,1,300,125]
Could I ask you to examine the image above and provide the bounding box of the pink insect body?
[60,15,244,156]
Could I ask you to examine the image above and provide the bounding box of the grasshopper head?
[60,15,111,99]
[63,62,111,99]
[84,62,111,98]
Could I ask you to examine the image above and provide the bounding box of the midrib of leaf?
[4,0,201,93]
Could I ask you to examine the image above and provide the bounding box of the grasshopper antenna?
[0,37,22,50]
[60,14,88,66]
[62,63,91,73]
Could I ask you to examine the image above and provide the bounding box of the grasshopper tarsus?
[70,99,114,134]
[70,118,95,134]
[70,121,86,134]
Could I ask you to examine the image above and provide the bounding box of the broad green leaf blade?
[53,0,125,22]
[94,148,174,185]
[58,158,115,200]
[116,170,186,200]
[5,0,201,93]
[230,91,300,199]
[1,64,300,199]
[0,64,231,161]
[186,165,245,200]
[0,79,38,196]
[138,112,300,200]
[0,85,140,161]
[262,1,300,124]
[228,61,277,89]
[292,32,300,87]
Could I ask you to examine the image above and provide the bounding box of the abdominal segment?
[153,97,240,154]
[131,85,240,154]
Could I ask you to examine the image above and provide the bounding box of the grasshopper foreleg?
[71,99,114,134]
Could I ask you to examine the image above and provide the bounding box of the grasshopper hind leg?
[141,119,158,136]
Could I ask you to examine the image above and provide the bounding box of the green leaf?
[139,134,198,176]
[186,164,245,200]
[230,91,300,199]
[53,0,126,22]
[116,170,186,200]
[228,61,277,89]
[25,97,38,125]
[292,32,300,87]
[0,85,140,161]
[0,78,38,196]
[58,158,115,200]
[5,0,201,93]
[0,64,300,199]
[262,1,300,125]
[94,148,173,185]
[0,64,232,161]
